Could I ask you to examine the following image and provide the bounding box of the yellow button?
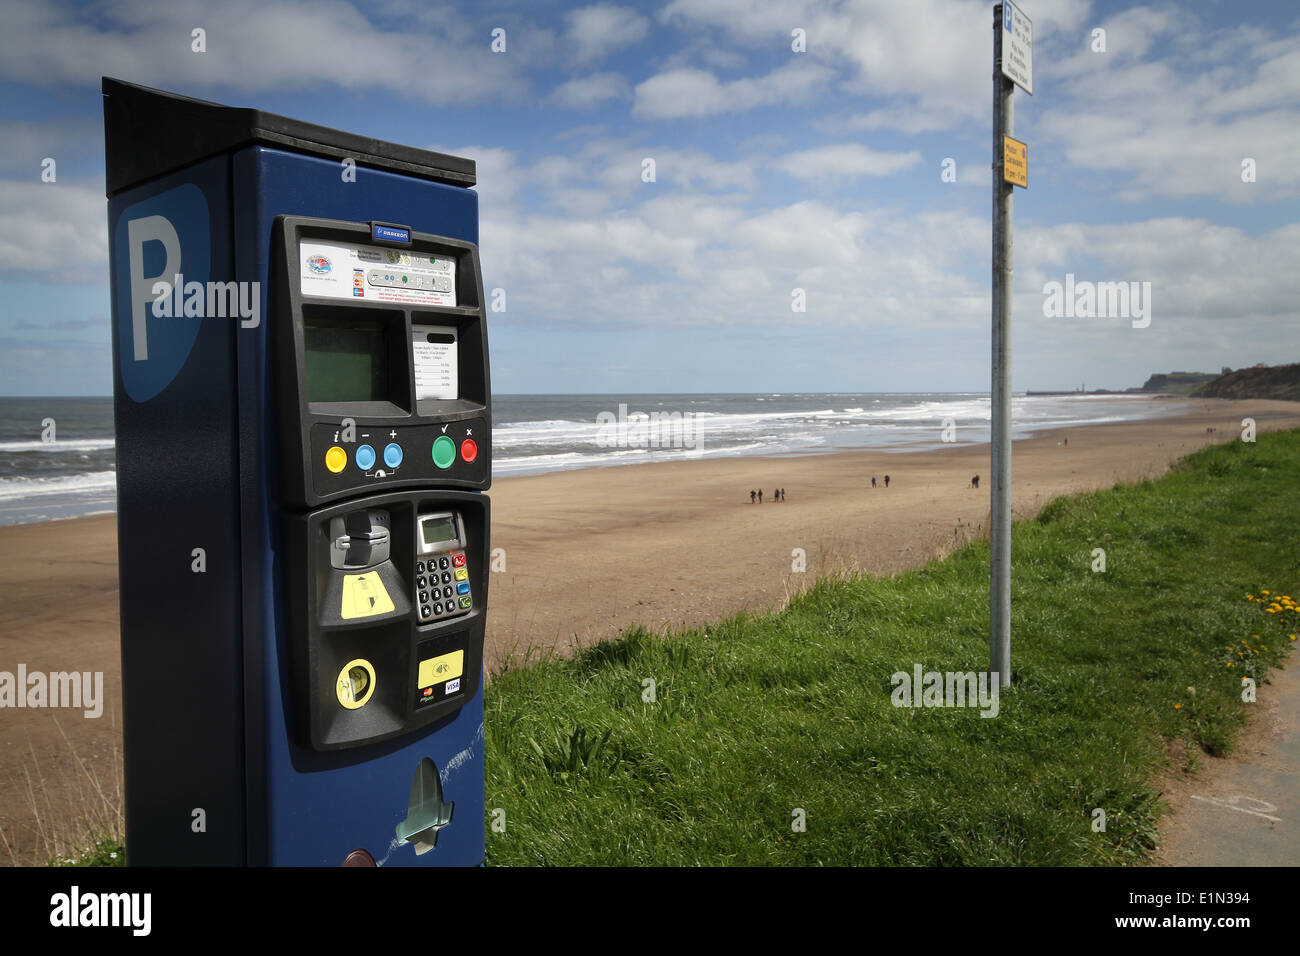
[417,650,464,688]
[454,568,468,581]
[325,445,347,473]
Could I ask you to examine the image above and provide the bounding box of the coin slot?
[336,658,376,709]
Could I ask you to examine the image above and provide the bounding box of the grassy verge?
[484,429,1299,865]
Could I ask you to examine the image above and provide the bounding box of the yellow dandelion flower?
[1174,704,1182,710]
[1263,590,1271,595]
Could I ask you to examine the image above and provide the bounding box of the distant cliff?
[1190,363,1300,401]
[1139,371,1219,394]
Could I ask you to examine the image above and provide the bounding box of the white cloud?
[0,117,104,175]
[563,4,650,64]
[1046,4,1181,80]
[1205,43,1300,116]
[1021,218,1300,323]
[773,143,923,182]
[0,179,107,279]
[658,0,1094,126]
[472,145,993,334]
[0,0,526,103]
[633,59,833,118]
[437,131,1298,367]
[545,73,630,110]
[826,106,969,136]
[1039,50,1300,202]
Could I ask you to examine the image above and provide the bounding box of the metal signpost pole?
[990,2,1016,690]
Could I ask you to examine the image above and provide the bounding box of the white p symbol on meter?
[126,215,181,362]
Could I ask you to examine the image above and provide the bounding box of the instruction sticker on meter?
[412,324,458,400]
[300,240,456,306]
[340,571,396,620]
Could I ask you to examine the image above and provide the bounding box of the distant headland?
[1028,362,1300,401]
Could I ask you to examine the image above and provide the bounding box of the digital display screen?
[421,516,457,547]
[304,321,387,403]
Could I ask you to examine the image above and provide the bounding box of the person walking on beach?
[758,489,763,503]
[750,489,756,504]
[971,474,980,489]
[871,476,877,487]
[883,475,890,488]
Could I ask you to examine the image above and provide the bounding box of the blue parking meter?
[103,78,490,866]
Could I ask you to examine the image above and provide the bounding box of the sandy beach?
[1,397,1297,863]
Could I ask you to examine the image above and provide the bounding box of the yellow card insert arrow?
[341,571,395,620]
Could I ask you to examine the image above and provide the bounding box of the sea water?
[0,393,1182,526]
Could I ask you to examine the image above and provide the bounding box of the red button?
[452,553,466,568]
[460,438,478,463]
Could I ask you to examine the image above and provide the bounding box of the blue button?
[457,582,470,595]
[384,442,403,468]
[355,444,376,470]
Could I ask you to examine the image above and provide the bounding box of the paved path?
[1158,657,1299,866]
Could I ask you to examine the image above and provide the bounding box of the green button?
[432,435,456,469]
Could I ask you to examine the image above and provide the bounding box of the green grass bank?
[483,429,1299,865]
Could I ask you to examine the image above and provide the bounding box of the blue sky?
[1,0,1298,395]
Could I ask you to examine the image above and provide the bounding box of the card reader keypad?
[415,550,472,623]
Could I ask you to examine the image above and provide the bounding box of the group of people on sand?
[747,468,993,503]
[745,468,998,504]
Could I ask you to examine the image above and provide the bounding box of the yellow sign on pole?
[1003,136,1028,187]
